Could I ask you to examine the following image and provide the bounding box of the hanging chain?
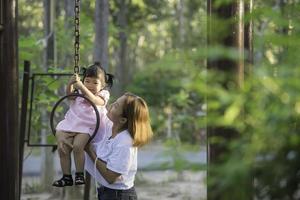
[74,0,80,74]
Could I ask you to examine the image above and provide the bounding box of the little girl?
[52,62,113,187]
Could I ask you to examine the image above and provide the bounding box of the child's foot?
[75,172,85,185]
[52,174,73,187]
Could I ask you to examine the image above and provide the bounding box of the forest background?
[19,0,300,199]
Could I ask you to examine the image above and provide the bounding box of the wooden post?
[19,61,30,193]
[0,0,20,199]
[84,172,91,200]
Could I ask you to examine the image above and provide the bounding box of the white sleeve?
[106,145,132,175]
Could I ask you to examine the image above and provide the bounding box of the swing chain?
[74,0,80,74]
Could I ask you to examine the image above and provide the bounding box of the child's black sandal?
[75,172,85,185]
[52,175,73,187]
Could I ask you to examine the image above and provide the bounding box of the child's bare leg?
[72,133,89,185]
[56,131,74,174]
[73,133,90,172]
[53,131,74,187]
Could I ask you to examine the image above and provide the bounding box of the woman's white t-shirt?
[85,127,138,190]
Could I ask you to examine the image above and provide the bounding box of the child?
[52,62,113,187]
[85,92,153,199]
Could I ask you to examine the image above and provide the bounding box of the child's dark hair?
[82,62,114,89]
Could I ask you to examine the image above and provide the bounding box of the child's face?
[83,76,103,94]
[107,95,126,123]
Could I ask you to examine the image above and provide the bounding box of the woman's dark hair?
[81,62,114,89]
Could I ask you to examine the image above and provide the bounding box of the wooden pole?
[84,172,91,200]
[0,0,20,199]
[19,61,30,193]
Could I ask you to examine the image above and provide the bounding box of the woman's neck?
[111,123,126,137]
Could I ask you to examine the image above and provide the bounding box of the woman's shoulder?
[114,130,133,146]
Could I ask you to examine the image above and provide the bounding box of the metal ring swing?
[50,93,100,144]
[50,0,99,144]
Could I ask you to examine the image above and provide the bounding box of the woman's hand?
[58,139,73,154]
[85,143,96,159]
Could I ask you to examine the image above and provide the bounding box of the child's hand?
[73,79,83,90]
[69,73,81,84]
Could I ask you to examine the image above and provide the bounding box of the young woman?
[85,92,153,200]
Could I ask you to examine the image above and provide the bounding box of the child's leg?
[56,131,74,174]
[73,133,90,185]
[73,133,90,172]
[53,131,75,187]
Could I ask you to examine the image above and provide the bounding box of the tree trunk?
[207,0,251,199]
[63,0,74,68]
[64,0,74,19]
[0,0,20,199]
[244,0,253,74]
[177,0,186,48]
[41,0,55,192]
[93,0,109,70]
[114,0,128,96]
[44,0,56,68]
[234,0,245,87]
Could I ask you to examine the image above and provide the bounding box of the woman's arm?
[85,144,121,184]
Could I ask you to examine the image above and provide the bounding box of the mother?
[85,92,153,200]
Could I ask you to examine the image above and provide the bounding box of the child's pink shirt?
[56,90,110,141]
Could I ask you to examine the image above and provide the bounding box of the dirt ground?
[21,170,206,200]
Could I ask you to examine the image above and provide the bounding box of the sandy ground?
[21,170,206,200]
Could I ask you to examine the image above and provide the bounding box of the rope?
[74,0,80,74]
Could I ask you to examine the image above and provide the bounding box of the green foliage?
[28,75,68,145]
[128,50,204,143]
[203,1,300,199]
[17,0,300,198]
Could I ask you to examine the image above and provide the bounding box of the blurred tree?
[206,0,252,199]
[62,0,75,68]
[113,0,129,96]
[93,0,109,69]
[0,0,20,199]
[40,0,55,192]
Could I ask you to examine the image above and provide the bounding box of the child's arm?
[66,74,77,100]
[73,74,106,106]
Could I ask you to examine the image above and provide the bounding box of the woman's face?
[107,95,126,123]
